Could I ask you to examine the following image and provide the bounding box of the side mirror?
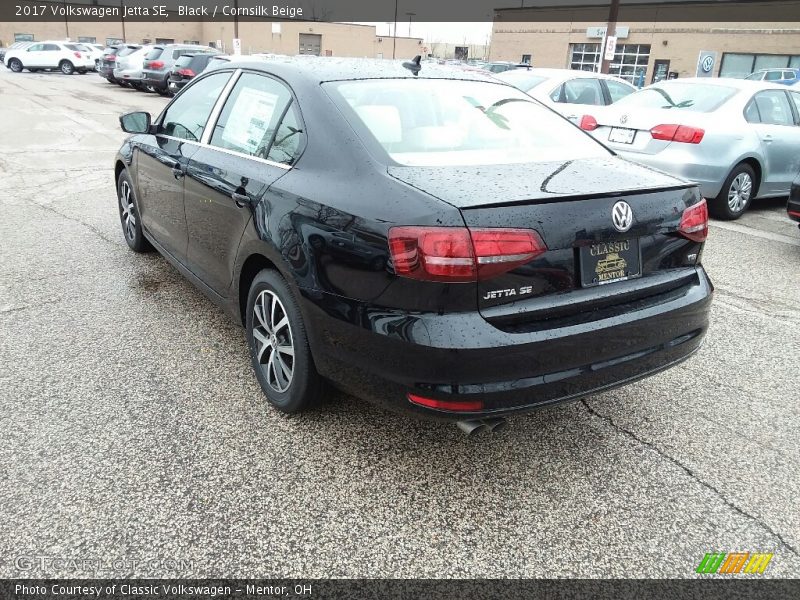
[119,111,152,134]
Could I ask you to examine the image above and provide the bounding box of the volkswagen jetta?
[114,58,713,422]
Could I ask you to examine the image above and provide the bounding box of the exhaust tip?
[457,420,487,436]
[483,417,508,433]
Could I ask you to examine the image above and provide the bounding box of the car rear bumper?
[142,71,169,90]
[299,266,713,421]
[114,68,144,82]
[612,150,728,199]
[168,78,189,92]
[788,196,800,223]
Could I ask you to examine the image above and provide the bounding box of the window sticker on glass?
[221,87,279,154]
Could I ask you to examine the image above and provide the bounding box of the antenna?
[402,55,422,76]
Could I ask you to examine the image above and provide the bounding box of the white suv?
[4,41,95,75]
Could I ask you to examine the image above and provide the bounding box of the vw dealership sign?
[696,51,718,77]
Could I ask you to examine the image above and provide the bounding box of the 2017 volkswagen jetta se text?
[114,58,713,423]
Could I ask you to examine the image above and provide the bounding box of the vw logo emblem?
[612,201,634,232]
[701,55,714,73]
[619,114,629,125]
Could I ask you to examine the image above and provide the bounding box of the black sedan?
[114,58,713,426]
[167,52,220,94]
[789,173,800,229]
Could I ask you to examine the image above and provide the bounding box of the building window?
[569,43,600,72]
[156,38,175,44]
[105,37,124,46]
[77,36,96,44]
[14,33,35,42]
[521,53,531,64]
[720,53,800,78]
[184,40,199,45]
[569,43,650,84]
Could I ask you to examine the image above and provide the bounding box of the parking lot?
[0,67,799,578]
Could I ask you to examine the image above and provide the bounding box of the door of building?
[652,59,670,84]
[299,33,321,56]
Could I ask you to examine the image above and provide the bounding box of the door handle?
[172,166,184,179]
[762,134,774,143]
[231,192,250,207]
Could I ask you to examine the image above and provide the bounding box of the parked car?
[167,52,220,93]
[141,44,216,96]
[4,41,94,74]
[1,41,34,65]
[113,44,155,89]
[114,58,711,425]
[788,173,800,228]
[482,61,532,74]
[745,68,800,85]
[75,42,104,70]
[496,67,636,122]
[581,78,800,219]
[98,44,141,83]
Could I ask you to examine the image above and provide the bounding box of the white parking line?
[710,220,800,247]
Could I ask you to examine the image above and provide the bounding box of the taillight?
[387,226,547,282]
[107,55,116,61]
[407,393,484,412]
[149,60,164,69]
[73,52,81,59]
[650,124,705,144]
[177,68,195,77]
[678,198,709,243]
[579,115,598,131]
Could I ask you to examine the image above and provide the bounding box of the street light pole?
[406,12,416,38]
[63,0,69,39]
[392,0,399,59]
[600,0,620,74]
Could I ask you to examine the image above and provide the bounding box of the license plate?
[608,127,636,144]
[580,239,641,287]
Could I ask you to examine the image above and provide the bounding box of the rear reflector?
[650,124,705,144]
[407,393,484,412]
[388,226,547,282]
[579,115,598,131]
[678,198,709,243]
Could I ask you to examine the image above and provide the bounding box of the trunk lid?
[590,107,710,156]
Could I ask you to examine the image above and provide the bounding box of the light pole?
[600,0,620,75]
[406,12,416,39]
[392,0,398,59]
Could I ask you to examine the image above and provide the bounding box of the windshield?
[613,82,737,112]
[327,79,609,166]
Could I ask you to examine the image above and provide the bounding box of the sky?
[356,22,494,45]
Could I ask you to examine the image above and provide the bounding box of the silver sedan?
[581,78,800,219]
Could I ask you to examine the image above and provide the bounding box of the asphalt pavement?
[0,67,798,578]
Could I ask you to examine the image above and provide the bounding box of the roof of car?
[219,56,501,84]
[498,67,634,85]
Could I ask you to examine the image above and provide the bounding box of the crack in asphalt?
[581,399,800,558]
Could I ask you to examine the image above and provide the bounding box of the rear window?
[118,47,139,58]
[174,55,193,68]
[612,83,737,113]
[327,78,609,167]
[145,47,164,60]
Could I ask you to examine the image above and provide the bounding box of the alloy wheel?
[727,172,752,213]
[252,290,295,393]
[119,181,136,241]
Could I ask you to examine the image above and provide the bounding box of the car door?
[134,71,232,262]
[184,71,305,295]
[747,89,800,194]
[23,43,45,67]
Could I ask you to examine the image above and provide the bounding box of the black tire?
[709,163,757,220]
[59,60,75,75]
[94,59,100,70]
[157,87,170,97]
[28,68,39,73]
[116,170,153,253]
[8,58,22,73]
[246,270,325,414]
[78,70,87,75]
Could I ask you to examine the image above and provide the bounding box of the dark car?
[167,52,220,93]
[98,44,140,83]
[483,61,533,74]
[113,58,712,428]
[142,43,216,96]
[789,173,800,228]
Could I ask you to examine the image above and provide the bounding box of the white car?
[495,67,637,122]
[75,43,105,70]
[4,41,94,74]
[113,44,154,89]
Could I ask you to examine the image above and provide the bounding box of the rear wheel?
[28,68,39,73]
[117,170,152,253]
[246,270,325,414]
[710,163,756,220]
[78,70,87,75]
[157,87,170,97]
[8,58,22,73]
[59,60,75,75]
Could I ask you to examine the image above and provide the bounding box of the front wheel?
[709,164,756,220]
[8,58,22,73]
[117,170,152,253]
[246,270,325,413]
[59,60,75,75]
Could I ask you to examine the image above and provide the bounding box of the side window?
[209,72,295,160]
[789,92,800,123]
[744,99,761,123]
[550,84,563,102]
[764,70,783,81]
[605,80,635,104]
[44,44,60,51]
[27,44,43,52]
[562,78,604,105]
[753,90,793,126]
[160,72,231,141]
[267,102,304,165]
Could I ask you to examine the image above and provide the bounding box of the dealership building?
[490,0,800,85]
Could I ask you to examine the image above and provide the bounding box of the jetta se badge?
[612,201,634,232]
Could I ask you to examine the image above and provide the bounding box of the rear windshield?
[326,78,609,166]
[145,47,164,60]
[174,55,193,67]
[118,46,140,58]
[495,70,548,92]
[613,83,737,112]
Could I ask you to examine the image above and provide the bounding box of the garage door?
[299,33,321,56]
